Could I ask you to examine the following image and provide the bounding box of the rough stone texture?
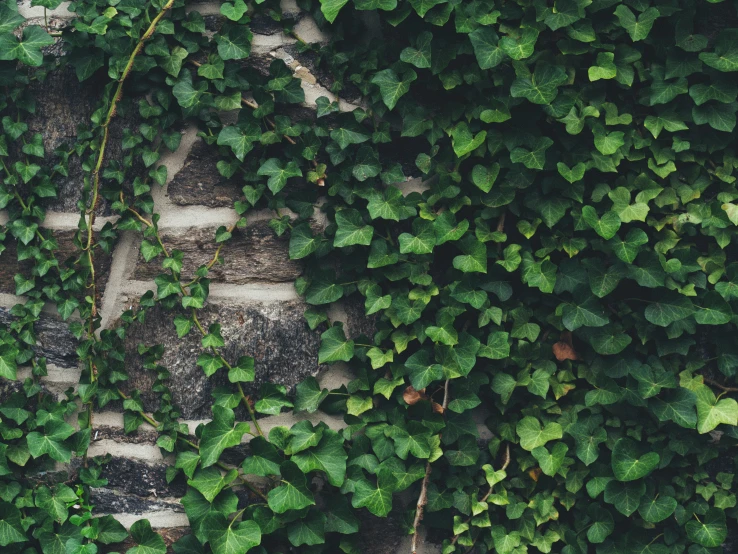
[28,65,141,214]
[99,457,187,499]
[91,488,184,515]
[166,140,241,208]
[132,222,302,284]
[119,300,321,419]
[0,229,114,296]
[0,308,78,368]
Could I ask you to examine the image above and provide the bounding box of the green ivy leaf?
[371,67,417,110]
[199,407,251,467]
[268,461,315,513]
[0,26,54,66]
[611,438,660,482]
[127,519,166,554]
[318,325,355,364]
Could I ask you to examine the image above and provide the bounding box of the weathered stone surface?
[119,300,321,419]
[91,488,184,515]
[98,457,187,499]
[166,140,241,208]
[0,308,78,368]
[0,229,114,296]
[132,222,302,284]
[28,66,141,214]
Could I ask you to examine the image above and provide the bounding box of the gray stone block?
[166,140,240,208]
[28,66,141,214]
[119,300,321,419]
[132,222,302,284]
[0,308,78,369]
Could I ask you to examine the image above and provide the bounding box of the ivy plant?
[1,0,738,552]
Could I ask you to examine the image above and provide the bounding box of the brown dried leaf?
[431,401,444,414]
[528,467,542,482]
[403,386,426,405]
[553,341,578,361]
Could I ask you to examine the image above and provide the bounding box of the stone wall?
[3,1,436,552]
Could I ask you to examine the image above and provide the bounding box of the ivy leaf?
[199,407,251,467]
[408,0,447,17]
[562,297,609,331]
[217,124,260,161]
[0,26,55,67]
[469,27,505,69]
[587,506,614,543]
[318,325,355,364]
[452,236,487,273]
[532,443,568,476]
[609,228,649,264]
[399,220,436,254]
[694,292,732,325]
[268,461,316,513]
[644,295,696,327]
[581,206,621,239]
[216,26,252,60]
[319,0,349,22]
[685,508,728,548]
[516,417,563,451]
[557,162,586,183]
[294,377,329,413]
[207,516,261,554]
[188,467,238,503]
[127,519,166,554]
[499,28,539,60]
[511,65,567,105]
[400,31,432,68]
[695,385,738,434]
[448,122,487,157]
[406,349,443,389]
[638,494,677,523]
[292,430,347,486]
[613,5,659,41]
[220,0,247,21]
[0,5,24,34]
[289,223,319,260]
[334,209,374,247]
[0,502,27,546]
[510,137,553,169]
[27,420,75,462]
[371,67,417,110]
[352,146,381,181]
[257,158,302,194]
[242,437,282,477]
[471,164,500,193]
[287,509,326,547]
[351,477,393,516]
[604,480,645,516]
[611,438,660,482]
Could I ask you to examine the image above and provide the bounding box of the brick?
[28,66,142,214]
[166,140,240,208]
[0,308,78,369]
[117,300,321,419]
[131,222,302,284]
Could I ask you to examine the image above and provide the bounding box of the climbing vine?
[2,0,738,552]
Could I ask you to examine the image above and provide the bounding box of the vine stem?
[190,310,264,437]
[83,0,176,328]
[449,443,511,547]
[703,376,738,393]
[411,379,450,554]
[115,389,268,501]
